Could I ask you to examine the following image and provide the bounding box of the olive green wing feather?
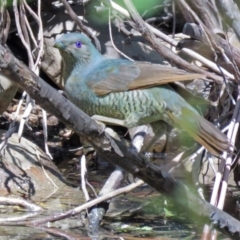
[86,60,204,96]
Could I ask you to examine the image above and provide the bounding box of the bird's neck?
[61,50,103,82]
[60,51,74,81]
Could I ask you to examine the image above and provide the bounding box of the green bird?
[53,32,230,156]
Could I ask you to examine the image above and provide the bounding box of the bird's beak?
[53,40,66,49]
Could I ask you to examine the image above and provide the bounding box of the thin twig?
[81,155,90,201]
[28,180,144,226]
[59,0,101,51]
[13,0,34,67]
[108,6,134,61]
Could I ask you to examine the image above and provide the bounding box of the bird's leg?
[91,115,126,127]
[124,112,164,128]
[141,121,167,152]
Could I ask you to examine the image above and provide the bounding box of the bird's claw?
[91,118,106,134]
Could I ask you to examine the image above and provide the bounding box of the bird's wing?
[129,62,204,90]
[87,60,204,96]
[86,60,140,95]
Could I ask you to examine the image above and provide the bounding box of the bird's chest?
[65,79,94,112]
[64,78,125,118]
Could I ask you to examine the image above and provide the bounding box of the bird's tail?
[166,107,231,156]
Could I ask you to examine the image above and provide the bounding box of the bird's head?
[53,32,100,65]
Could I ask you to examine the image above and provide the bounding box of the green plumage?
[54,32,230,155]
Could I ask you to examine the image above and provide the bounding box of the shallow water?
[0,157,235,240]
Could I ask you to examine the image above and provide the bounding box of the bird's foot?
[91,116,106,133]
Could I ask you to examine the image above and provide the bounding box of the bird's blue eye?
[75,41,82,48]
